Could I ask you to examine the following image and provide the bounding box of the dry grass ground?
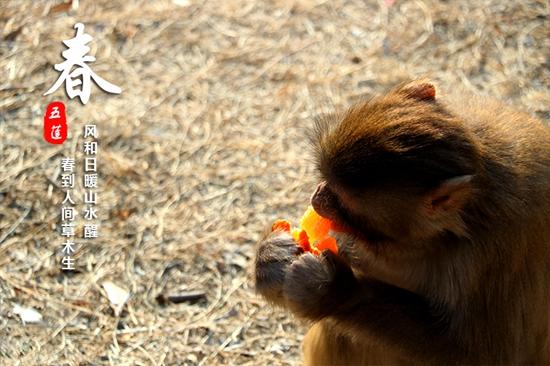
[0,0,548,365]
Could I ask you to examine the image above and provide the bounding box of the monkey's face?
[311,179,425,246]
[310,81,479,249]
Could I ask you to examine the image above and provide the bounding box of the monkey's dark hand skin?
[283,250,357,320]
[254,231,302,307]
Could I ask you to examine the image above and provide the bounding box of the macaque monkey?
[255,80,550,365]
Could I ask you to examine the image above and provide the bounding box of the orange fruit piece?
[271,206,340,256]
[272,219,291,232]
[315,236,338,255]
[300,206,333,243]
[293,229,311,252]
[291,228,302,242]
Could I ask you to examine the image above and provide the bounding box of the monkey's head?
[310,81,482,248]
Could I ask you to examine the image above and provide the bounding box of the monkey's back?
[444,93,550,364]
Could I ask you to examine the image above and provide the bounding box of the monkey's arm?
[336,280,463,362]
[283,252,465,363]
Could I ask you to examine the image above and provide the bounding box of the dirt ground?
[0,0,548,365]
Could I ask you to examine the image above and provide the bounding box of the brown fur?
[255,80,550,365]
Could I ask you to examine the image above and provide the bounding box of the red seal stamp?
[44,101,67,144]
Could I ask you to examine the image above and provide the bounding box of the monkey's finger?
[258,232,302,258]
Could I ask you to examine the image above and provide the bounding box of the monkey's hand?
[255,231,302,306]
[283,250,357,320]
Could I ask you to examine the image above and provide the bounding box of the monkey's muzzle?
[311,181,341,223]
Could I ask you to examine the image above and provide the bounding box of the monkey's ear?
[401,82,436,102]
[425,175,473,214]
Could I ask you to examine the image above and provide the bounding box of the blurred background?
[0,0,548,365]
